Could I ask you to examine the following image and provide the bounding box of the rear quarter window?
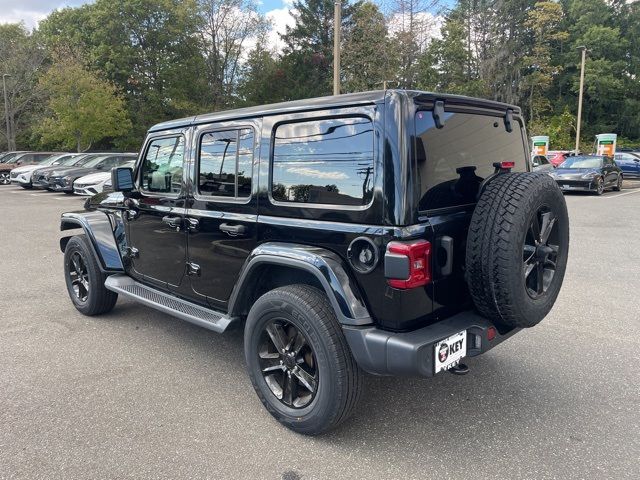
[271,116,374,207]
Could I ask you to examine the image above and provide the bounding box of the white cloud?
[265,7,296,52]
[0,8,48,29]
[387,11,443,48]
[286,166,349,180]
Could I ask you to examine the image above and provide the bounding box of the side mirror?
[111,167,135,192]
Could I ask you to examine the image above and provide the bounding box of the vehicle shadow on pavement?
[102,299,570,458]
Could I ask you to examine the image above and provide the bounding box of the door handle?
[219,223,247,236]
[162,216,183,231]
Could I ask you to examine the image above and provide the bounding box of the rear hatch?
[411,101,529,319]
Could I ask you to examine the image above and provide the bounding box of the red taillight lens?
[386,240,432,289]
[501,161,515,169]
[487,327,497,341]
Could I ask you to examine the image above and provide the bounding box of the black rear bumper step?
[105,274,235,333]
[342,311,519,377]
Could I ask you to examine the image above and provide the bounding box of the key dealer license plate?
[434,330,467,374]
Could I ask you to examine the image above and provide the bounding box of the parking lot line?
[603,189,640,199]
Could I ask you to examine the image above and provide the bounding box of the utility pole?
[2,74,11,151]
[333,1,341,95]
[575,46,588,154]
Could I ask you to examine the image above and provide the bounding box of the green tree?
[237,40,287,105]
[0,24,47,150]
[280,0,360,98]
[38,57,131,152]
[522,1,568,124]
[39,0,207,147]
[342,2,396,92]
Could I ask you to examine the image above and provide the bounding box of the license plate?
[562,184,577,190]
[434,330,467,374]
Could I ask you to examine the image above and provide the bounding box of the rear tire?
[0,172,10,185]
[466,173,569,329]
[64,234,118,315]
[244,284,361,435]
[613,174,623,191]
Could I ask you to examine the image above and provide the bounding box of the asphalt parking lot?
[1,183,639,480]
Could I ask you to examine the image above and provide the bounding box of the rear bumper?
[343,310,520,377]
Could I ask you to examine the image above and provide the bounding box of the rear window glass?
[414,110,527,211]
[271,116,374,207]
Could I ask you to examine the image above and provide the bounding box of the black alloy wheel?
[595,177,605,195]
[523,205,559,299]
[68,251,90,302]
[0,172,10,185]
[466,172,569,328]
[258,319,318,408]
[244,284,362,435]
[614,174,623,191]
[63,234,118,315]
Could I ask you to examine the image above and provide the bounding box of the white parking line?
[604,189,640,199]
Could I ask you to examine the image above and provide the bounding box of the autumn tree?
[38,57,131,152]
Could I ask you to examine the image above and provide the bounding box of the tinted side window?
[140,136,184,194]
[271,117,374,206]
[198,128,253,198]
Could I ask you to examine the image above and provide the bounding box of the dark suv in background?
[59,90,569,435]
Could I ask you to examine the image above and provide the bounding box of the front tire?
[244,285,361,435]
[64,234,118,315]
[594,177,605,195]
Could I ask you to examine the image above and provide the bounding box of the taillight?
[500,161,515,169]
[385,240,432,289]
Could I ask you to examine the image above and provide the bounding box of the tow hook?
[448,363,469,375]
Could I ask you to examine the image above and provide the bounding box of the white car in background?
[73,160,136,195]
[10,153,82,188]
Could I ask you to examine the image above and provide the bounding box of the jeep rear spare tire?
[466,173,569,328]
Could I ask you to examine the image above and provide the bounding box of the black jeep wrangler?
[60,90,569,435]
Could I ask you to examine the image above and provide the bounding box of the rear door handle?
[219,223,247,236]
[162,216,183,230]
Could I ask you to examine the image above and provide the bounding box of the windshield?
[82,155,111,168]
[414,109,527,211]
[559,156,603,169]
[57,155,85,166]
[43,154,72,166]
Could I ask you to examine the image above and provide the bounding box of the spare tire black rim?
[523,205,559,299]
[258,319,318,408]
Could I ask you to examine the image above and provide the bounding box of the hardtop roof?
[148,89,521,133]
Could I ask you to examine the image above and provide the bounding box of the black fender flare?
[228,242,373,326]
[59,211,124,272]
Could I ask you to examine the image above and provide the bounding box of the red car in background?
[547,150,571,167]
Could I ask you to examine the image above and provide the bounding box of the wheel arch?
[228,243,373,326]
[60,211,124,272]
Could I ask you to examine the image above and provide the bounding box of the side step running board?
[105,274,235,333]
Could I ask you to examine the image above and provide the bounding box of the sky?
[0,0,443,47]
[0,0,296,31]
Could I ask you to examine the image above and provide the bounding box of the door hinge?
[186,262,201,276]
[125,246,139,258]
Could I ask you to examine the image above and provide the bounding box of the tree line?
[0,0,638,152]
